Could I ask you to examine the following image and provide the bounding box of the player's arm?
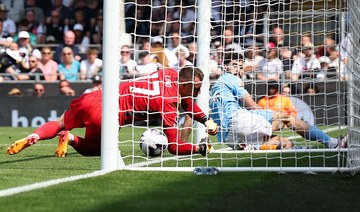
[161,104,208,155]
[243,93,263,110]
[181,97,218,135]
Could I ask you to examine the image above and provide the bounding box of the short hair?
[267,80,281,92]
[87,47,99,55]
[178,67,204,82]
[223,52,244,66]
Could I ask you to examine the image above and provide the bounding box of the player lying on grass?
[7,67,218,157]
[208,52,346,150]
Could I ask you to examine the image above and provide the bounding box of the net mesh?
[116,0,359,173]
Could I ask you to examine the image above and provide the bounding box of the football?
[139,128,168,157]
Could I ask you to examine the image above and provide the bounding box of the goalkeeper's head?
[178,66,204,98]
[223,51,244,77]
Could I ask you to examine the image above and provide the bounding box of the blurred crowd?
[0,0,351,97]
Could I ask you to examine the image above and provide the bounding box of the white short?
[224,109,272,149]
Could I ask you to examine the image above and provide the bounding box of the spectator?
[316,36,336,58]
[187,42,197,65]
[79,47,102,80]
[291,45,320,80]
[83,75,102,94]
[44,10,65,44]
[25,0,45,25]
[223,26,243,54]
[270,26,296,76]
[304,83,319,95]
[2,0,24,23]
[90,13,103,45]
[125,0,150,37]
[39,47,58,81]
[72,9,90,37]
[58,47,80,81]
[172,5,196,38]
[45,0,73,26]
[7,54,44,81]
[269,26,286,47]
[13,20,37,46]
[54,30,81,63]
[282,85,291,96]
[316,56,332,80]
[140,39,150,51]
[256,42,283,81]
[58,79,75,96]
[0,20,13,48]
[24,9,46,44]
[166,31,190,68]
[15,30,33,71]
[0,4,16,37]
[174,48,193,71]
[33,83,45,97]
[8,88,22,96]
[301,34,313,48]
[0,48,23,80]
[135,51,159,76]
[72,23,90,53]
[72,0,96,28]
[26,54,44,80]
[150,36,169,68]
[238,10,265,46]
[243,45,264,79]
[120,44,137,79]
[327,46,340,74]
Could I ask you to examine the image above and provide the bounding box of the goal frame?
[101,0,360,174]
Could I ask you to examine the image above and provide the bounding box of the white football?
[139,128,168,157]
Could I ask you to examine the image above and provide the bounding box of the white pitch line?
[128,155,190,168]
[0,170,112,198]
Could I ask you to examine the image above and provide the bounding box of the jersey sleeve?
[181,97,206,123]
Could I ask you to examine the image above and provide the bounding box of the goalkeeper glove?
[198,137,213,156]
[205,119,218,135]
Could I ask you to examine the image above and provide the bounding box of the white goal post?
[101,0,360,174]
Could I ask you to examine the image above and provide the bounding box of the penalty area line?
[0,170,112,198]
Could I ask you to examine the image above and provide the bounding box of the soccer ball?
[139,128,168,157]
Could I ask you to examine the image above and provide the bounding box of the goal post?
[102,0,360,174]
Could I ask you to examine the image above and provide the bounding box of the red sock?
[168,140,197,155]
[34,121,61,140]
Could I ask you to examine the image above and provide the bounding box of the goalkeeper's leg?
[7,120,63,155]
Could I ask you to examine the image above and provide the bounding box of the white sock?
[28,133,40,140]
[68,133,74,142]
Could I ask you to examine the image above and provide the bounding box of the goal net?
[107,0,360,174]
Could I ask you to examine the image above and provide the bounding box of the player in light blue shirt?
[209,53,276,149]
[209,52,347,150]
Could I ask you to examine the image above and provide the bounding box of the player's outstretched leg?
[55,131,71,157]
[7,134,40,155]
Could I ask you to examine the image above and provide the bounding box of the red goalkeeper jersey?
[119,69,206,154]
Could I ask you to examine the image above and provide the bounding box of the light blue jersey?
[210,73,273,143]
[209,73,249,142]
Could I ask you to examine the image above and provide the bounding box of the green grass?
[1,127,360,212]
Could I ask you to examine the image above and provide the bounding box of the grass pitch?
[1,127,360,212]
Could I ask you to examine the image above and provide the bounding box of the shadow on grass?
[0,152,79,165]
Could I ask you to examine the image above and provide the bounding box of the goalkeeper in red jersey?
[7,67,218,157]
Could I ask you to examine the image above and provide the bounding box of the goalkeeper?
[7,67,218,157]
[209,52,346,150]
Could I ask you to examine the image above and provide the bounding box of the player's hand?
[198,137,213,156]
[205,119,218,135]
